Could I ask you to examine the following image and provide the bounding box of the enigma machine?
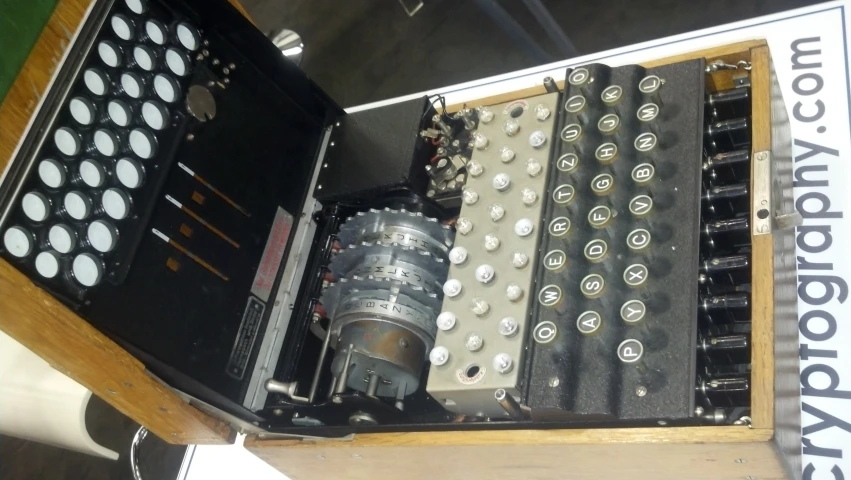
[0,0,803,479]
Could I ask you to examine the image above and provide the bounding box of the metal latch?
[753,150,803,235]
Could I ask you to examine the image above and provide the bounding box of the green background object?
[0,0,60,104]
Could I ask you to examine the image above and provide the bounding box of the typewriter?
[0,0,798,446]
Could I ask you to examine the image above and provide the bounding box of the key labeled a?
[576,310,602,335]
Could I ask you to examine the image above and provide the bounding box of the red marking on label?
[251,208,294,302]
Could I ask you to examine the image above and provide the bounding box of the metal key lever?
[706,88,750,121]
[697,376,750,407]
[265,379,310,403]
[698,334,751,365]
[705,117,750,153]
[699,253,750,286]
[700,293,751,323]
[699,334,750,353]
[702,217,750,250]
[703,149,751,184]
[702,183,749,218]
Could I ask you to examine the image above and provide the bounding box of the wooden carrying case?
[0,0,800,478]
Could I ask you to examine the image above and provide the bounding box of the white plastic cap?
[35,251,61,278]
[87,220,118,253]
[484,233,500,252]
[488,204,505,222]
[38,159,66,189]
[22,192,50,222]
[503,118,520,136]
[429,346,450,366]
[3,227,33,258]
[448,246,468,265]
[443,279,462,297]
[498,317,519,337]
[436,312,457,331]
[512,251,529,269]
[514,218,534,237]
[477,106,494,123]
[72,253,103,287]
[528,130,547,148]
[465,333,484,351]
[473,132,489,150]
[500,146,516,163]
[493,353,514,374]
[505,283,523,302]
[462,189,479,205]
[534,104,551,121]
[521,187,538,206]
[49,224,76,254]
[474,264,495,284]
[456,217,473,235]
[492,173,510,191]
[470,298,490,316]
[526,159,543,177]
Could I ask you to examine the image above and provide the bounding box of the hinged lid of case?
[0,0,342,419]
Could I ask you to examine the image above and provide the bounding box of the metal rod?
[365,373,380,397]
[327,377,338,400]
[520,0,579,58]
[334,344,355,395]
[543,76,559,93]
[494,388,523,420]
[471,0,552,63]
[308,323,334,402]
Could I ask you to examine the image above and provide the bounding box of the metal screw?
[229,63,236,70]
[203,39,210,46]
[201,49,210,57]
[123,382,133,387]
[273,409,283,416]
[399,338,409,348]
[756,152,768,161]
[159,406,168,412]
[107,389,117,395]
[335,122,341,127]
[323,163,328,168]
[186,133,195,141]
[330,141,335,147]
[548,377,560,387]
[212,58,220,66]
[746,476,757,480]
[224,78,230,85]
[695,406,704,416]
[735,458,748,464]
[196,53,204,61]
[635,385,647,397]
[332,396,342,404]
[223,67,230,75]
[317,185,323,190]
[171,433,178,438]
[758,224,769,233]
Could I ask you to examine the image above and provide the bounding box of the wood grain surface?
[247,432,785,480]
[0,0,251,446]
[748,45,776,430]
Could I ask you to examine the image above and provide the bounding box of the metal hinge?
[752,151,772,235]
